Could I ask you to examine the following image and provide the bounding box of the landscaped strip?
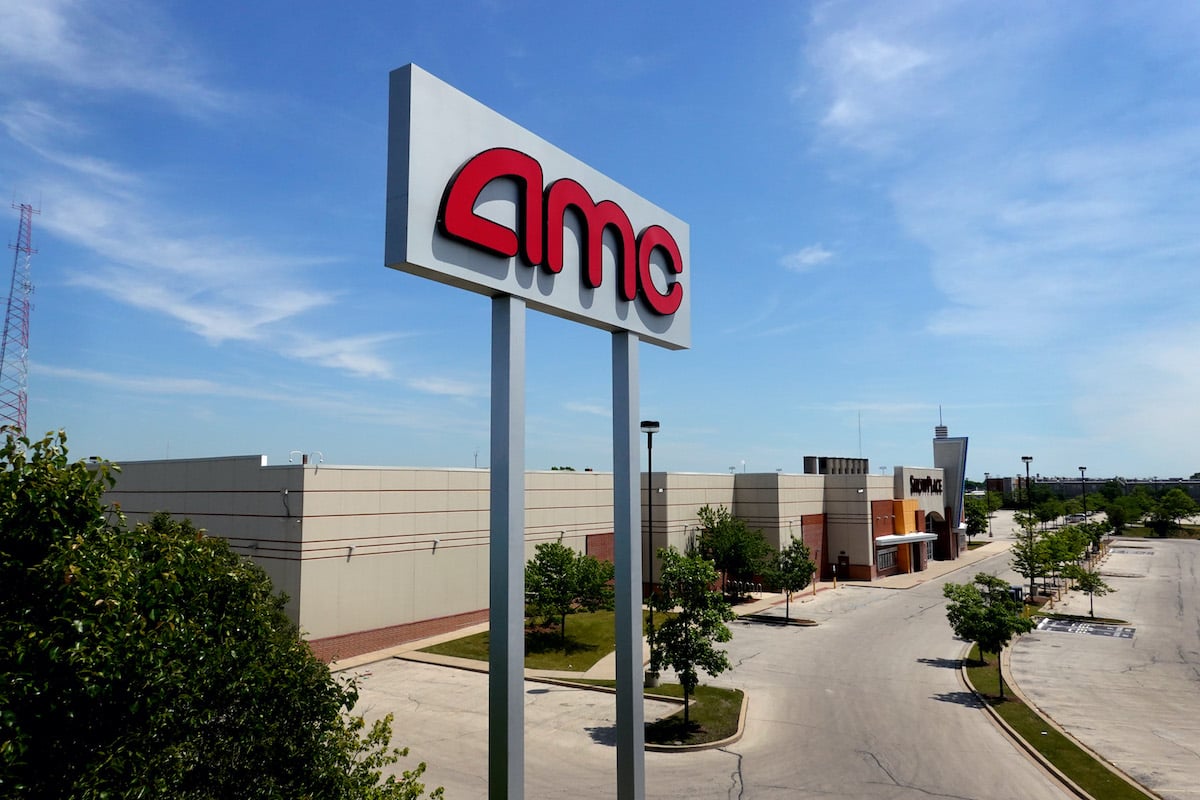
[962,646,1153,800]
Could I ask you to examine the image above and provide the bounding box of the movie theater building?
[105,437,965,662]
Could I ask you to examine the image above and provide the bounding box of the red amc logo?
[438,148,684,316]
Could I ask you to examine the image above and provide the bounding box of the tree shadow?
[524,629,600,657]
[585,724,616,747]
[916,656,964,670]
[645,715,704,746]
[931,690,984,708]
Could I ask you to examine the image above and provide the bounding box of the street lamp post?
[984,472,993,538]
[640,420,660,682]
[1022,456,1034,599]
[1079,466,1088,521]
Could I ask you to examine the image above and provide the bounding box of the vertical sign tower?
[385,65,690,799]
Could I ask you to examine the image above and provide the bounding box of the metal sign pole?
[612,331,645,800]
[489,295,526,799]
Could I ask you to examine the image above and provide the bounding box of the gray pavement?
[1009,537,1200,800]
[346,534,1077,799]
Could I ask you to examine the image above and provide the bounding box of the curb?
[644,691,748,753]
[959,644,1158,800]
[392,652,749,753]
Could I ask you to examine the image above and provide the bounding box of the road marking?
[1036,618,1135,639]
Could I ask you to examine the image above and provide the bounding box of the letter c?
[636,225,684,316]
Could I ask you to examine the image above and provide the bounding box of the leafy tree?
[964,495,988,542]
[648,547,735,726]
[1106,504,1129,534]
[696,505,771,598]
[1147,488,1199,537]
[524,541,614,646]
[0,430,440,800]
[765,537,816,622]
[1066,565,1113,618]
[942,573,1035,698]
[1035,498,1065,531]
[1011,511,1042,598]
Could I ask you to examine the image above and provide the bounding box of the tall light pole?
[984,472,993,538]
[640,420,659,680]
[1079,466,1088,521]
[1022,456,1034,599]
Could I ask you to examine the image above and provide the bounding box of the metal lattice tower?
[0,203,37,434]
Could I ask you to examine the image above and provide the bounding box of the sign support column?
[490,295,525,799]
[612,330,645,800]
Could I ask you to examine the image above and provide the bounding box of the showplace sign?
[385,64,687,800]
[385,64,690,349]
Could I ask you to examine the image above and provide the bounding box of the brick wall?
[307,608,488,663]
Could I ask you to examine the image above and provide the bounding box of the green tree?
[964,495,988,542]
[942,573,1035,698]
[1147,488,1199,537]
[0,430,440,800]
[765,537,816,622]
[1066,565,1113,618]
[1106,504,1129,534]
[696,505,771,598]
[648,548,735,727]
[1011,510,1042,598]
[523,541,615,646]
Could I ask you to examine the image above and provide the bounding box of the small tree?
[696,505,771,598]
[648,548,735,727]
[964,496,988,542]
[524,541,614,646]
[0,430,440,799]
[943,573,1034,698]
[1009,532,1048,600]
[1066,565,1113,618]
[766,537,816,622]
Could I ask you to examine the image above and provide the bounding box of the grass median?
[965,646,1151,800]
[420,609,744,746]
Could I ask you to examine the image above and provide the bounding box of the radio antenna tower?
[0,203,38,434]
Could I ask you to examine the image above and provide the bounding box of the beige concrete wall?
[644,472,735,579]
[107,457,952,642]
[894,466,947,520]
[108,456,306,623]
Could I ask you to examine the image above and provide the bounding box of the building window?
[876,546,897,571]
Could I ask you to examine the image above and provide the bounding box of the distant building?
[107,448,962,662]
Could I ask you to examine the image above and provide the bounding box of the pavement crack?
[859,750,975,800]
[733,651,761,669]
[717,747,746,800]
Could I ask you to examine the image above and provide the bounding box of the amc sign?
[385,64,690,350]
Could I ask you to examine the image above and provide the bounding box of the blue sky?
[2,1,1198,481]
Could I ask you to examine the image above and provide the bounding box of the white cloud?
[781,245,833,272]
[0,0,230,115]
[407,377,486,398]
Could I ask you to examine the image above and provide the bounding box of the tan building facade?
[107,456,956,662]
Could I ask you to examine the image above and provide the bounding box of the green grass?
[964,647,1151,800]
[575,680,744,746]
[643,684,744,745]
[966,540,991,550]
[1119,524,1200,539]
[420,610,656,672]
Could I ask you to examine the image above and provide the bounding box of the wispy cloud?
[802,2,1200,343]
[407,377,486,398]
[565,402,609,418]
[781,244,833,272]
[0,0,231,115]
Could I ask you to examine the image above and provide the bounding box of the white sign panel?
[385,64,690,350]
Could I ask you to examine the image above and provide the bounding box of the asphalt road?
[1009,537,1200,800]
[354,543,1072,799]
